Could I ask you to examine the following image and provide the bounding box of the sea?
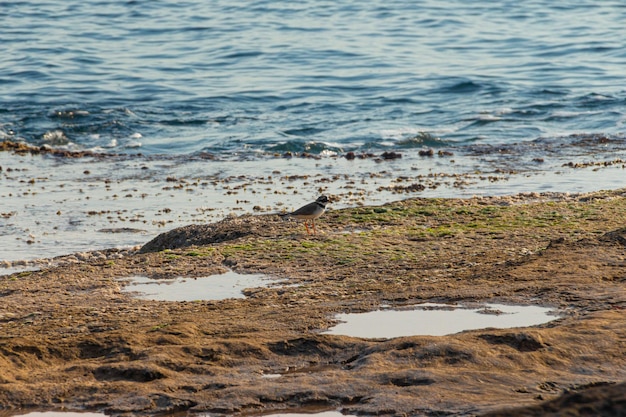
[1,0,626,263]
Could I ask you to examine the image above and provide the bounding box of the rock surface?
[1,190,626,416]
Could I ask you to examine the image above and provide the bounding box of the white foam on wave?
[126,142,142,148]
[42,130,69,145]
[494,107,514,115]
[379,127,452,141]
[319,149,338,157]
[474,112,502,121]
[550,110,601,118]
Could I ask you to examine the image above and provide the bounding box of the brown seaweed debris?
[0,140,115,158]
[378,182,426,193]
[562,158,626,169]
[380,151,402,160]
[344,151,377,160]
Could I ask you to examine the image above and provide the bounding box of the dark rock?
[139,214,276,253]
[93,364,166,382]
[479,332,546,352]
[482,381,623,417]
[381,151,402,160]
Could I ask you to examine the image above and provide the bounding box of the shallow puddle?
[6,410,352,417]
[323,303,557,338]
[230,410,355,417]
[6,412,105,417]
[0,266,40,277]
[8,409,352,417]
[119,270,277,301]
[258,413,354,417]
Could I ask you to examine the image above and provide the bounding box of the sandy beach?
[1,188,625,416]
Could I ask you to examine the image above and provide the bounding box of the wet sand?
[1,188,626,416]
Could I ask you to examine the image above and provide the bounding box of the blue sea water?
[2,0,625,156]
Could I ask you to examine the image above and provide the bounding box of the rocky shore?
[1,189,626,416]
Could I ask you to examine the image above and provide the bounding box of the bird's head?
[317,195,330,205]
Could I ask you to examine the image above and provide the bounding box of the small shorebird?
[283,195,330,235]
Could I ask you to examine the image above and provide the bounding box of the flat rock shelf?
[1,189,626,416]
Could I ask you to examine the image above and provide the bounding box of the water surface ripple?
[2,1,625,155]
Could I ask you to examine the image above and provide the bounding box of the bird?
[282,195,330,235]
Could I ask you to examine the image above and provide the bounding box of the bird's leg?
[304,221,311,235]
[312,220,317,235]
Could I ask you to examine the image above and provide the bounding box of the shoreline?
[1,189,625,416]
[0,186,619,271]
[3,136,626,264]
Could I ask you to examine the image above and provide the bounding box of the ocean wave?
[1,0,625,160]
[266,140,344,155]
[379,130,448,148]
